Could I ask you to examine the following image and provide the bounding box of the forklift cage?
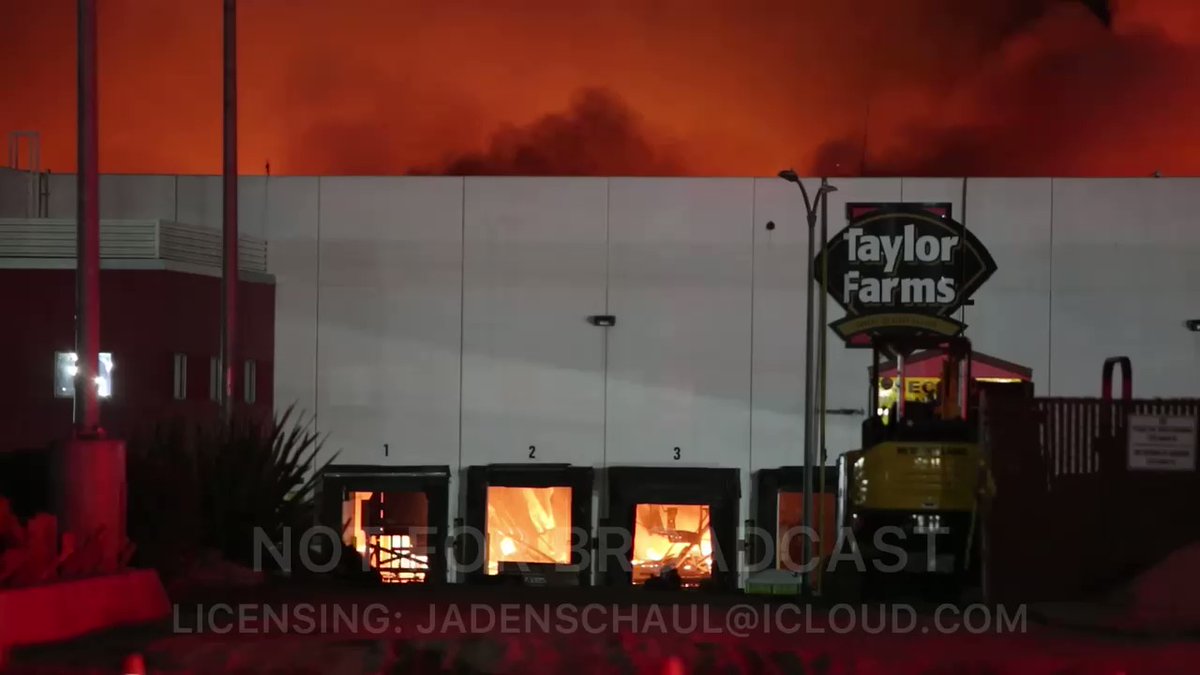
[868,335,974,423]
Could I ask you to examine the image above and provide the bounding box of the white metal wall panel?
[37,174,176,220]
[960,179,1052,391]
[239,177,270,240]
[605,178,754,468]
[1050,179,1200,397]
[174,176,220,228]
[171,176,268,238]
[46,173,74,219]
[0,168,31,217]
[316,177,463,467]
[750,178,903,471]
[264,177,321,439]
[99,175,176,220]
[460,178,609,467]
[749,177,809,472]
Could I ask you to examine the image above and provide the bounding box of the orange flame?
[343,491,429,584]
[632,504,713,587]
[485,486,573,575]
[777,491,838,573]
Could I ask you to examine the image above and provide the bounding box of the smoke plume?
[2,0,1198,177]
[814,2,1200,176]
[412,89,681,176]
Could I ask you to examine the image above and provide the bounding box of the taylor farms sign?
[815,203,997,346]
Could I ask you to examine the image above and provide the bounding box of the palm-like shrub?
[127,406,338,578]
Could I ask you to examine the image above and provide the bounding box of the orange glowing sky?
[2,0,1198,177]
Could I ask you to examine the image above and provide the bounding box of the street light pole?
[777,170,837,594]
[816,176,832,594]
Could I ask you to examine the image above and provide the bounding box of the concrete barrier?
[0,569,169,651]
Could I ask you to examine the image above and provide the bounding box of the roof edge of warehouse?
[3,167,1197,180]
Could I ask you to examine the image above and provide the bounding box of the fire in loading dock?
[485,486,573,575]
[631,503,713,587]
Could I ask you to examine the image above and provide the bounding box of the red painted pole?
[221,0,238,418]
[59,0,126,576]
[75,0,101,436]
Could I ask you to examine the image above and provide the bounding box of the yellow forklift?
[840,335,1029,594]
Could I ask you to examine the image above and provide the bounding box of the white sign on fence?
[1127,414,1197,471]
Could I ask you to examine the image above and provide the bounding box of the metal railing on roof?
[0,218,267,273]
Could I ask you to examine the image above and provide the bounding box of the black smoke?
[412,88,681,177]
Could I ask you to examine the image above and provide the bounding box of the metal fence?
[982,396,1200,603]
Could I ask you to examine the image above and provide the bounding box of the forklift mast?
[870,335,974,426]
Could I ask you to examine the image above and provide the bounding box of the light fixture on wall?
[54,351,113,399]
[1186,319,1200,332]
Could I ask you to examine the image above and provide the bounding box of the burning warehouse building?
[2,169,1198,588]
